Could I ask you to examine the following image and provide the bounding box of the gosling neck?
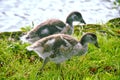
[79,37,88,46]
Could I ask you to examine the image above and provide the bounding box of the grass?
[0,18,120,80]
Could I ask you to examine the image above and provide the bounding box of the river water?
[0,0,119,32]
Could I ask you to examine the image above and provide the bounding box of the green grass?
[0,20,120,80]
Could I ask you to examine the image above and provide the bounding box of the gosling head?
[66,11,86,27]
[80,33,100,48]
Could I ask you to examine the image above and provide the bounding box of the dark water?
[0,0,119,32]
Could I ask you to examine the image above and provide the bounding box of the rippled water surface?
[0,0,119,32]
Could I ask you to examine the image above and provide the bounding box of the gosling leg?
[39,57,49,71]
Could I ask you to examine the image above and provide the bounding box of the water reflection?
[0,0,119,32]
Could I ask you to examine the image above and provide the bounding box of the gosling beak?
[80,18,86,24]
[94,41,100,48]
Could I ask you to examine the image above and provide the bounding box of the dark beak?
[95,41,100,48]
[80,18,86,24]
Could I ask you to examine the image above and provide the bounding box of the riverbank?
[0,18,120,79]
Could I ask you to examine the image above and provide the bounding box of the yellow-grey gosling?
[20,11,86,44]
[27,33,99,70]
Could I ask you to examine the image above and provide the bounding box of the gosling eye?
[26,36,30,39]
[90,37,96,41]
[91,37,94,40]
